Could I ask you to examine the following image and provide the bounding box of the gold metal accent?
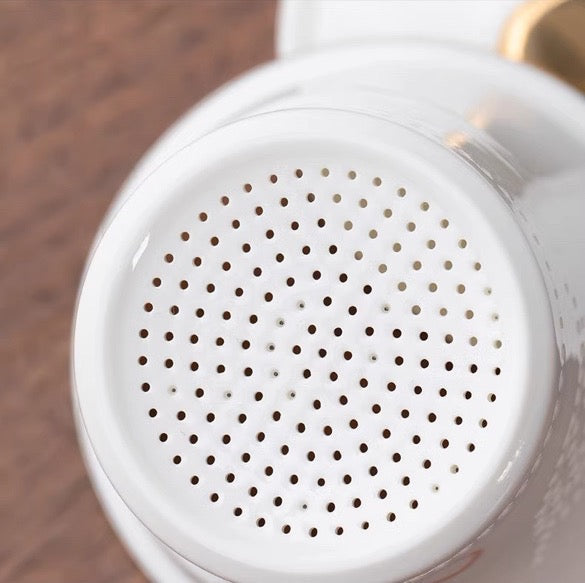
[499,0,585,93]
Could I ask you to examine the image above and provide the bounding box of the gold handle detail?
[500,0,585,94]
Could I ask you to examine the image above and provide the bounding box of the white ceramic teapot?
[72,2,585,581]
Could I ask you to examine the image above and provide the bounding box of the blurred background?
[0,2,274,581]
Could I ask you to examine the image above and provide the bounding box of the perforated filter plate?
[74,111,553,582]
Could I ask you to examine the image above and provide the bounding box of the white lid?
[74,108,556,582]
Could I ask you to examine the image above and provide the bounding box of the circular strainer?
[74,109,554,583]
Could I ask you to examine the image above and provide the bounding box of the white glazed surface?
[276,0,522,57]
[74,42,585,583]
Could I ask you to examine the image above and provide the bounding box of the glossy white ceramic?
[73,10,585,583]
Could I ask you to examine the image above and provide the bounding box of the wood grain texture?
[0,2,275,581]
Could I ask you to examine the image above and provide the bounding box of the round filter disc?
[74,109,555,583]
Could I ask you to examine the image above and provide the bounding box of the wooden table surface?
[0,2,275,581]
